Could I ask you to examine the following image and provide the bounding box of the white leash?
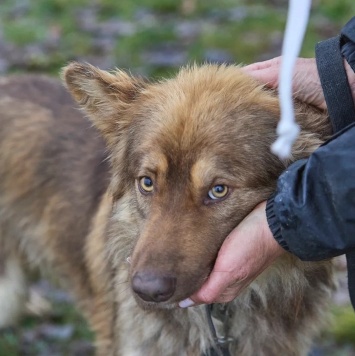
[272,0,312,159]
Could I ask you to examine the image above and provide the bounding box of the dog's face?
[63,64,291,308]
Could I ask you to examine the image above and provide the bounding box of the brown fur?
[0,65,335,355]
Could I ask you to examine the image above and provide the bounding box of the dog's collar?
[204,304,235,356]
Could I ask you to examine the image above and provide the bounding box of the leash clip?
[205,304,235,356]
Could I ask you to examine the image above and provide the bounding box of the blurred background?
[0,0,355,355]
[0,0,354,77]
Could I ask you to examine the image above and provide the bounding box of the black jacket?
[266,17,355,309]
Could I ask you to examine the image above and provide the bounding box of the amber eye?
[208,185,229,200]
[138,176,154,193]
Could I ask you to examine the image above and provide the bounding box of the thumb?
[190,268,232,305]
[178,269,231,308]
[179,231,244,307]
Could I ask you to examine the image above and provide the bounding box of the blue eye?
[208,185,228,200]
[139,176,154,193]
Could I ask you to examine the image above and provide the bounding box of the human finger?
[243,57,282,72]
[242,58,281,89]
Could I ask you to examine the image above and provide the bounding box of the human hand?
[243,57,327,110]
[179,202,285,307]
[243,56,355,111]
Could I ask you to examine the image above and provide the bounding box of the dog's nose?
[132,271,176,302]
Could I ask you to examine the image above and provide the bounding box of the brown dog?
[0,64,334,355]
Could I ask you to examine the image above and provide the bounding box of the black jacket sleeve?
[315,17,355,132]
[341,17,355,72]
[266,16,355,260]
[266,17,355,308]
[266,123,355,261]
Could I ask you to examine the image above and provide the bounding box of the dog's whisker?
[117,286,131,296]
[113,264,131,269]
[115,280,129,286]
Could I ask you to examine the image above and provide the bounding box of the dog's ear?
[62,62,146,145]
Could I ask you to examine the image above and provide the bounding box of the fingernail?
[178,298,195,308]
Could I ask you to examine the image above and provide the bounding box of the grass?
[0,300,93,355]
[329,306,355,346]
[1,0,355,77]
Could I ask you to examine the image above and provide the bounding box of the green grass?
[329,306,355,346]
[0,301,93,356]
[1,0,354,77]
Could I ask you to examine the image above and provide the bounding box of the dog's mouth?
[133,296,179,310]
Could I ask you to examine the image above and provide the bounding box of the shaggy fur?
[0,65,334,355]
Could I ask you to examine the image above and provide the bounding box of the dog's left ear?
[62,62,146,145]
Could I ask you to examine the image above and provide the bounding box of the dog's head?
[63,63,330,309]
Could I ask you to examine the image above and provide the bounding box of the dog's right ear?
[62,62,146,145]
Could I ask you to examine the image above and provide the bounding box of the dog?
[0,63,335,355]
